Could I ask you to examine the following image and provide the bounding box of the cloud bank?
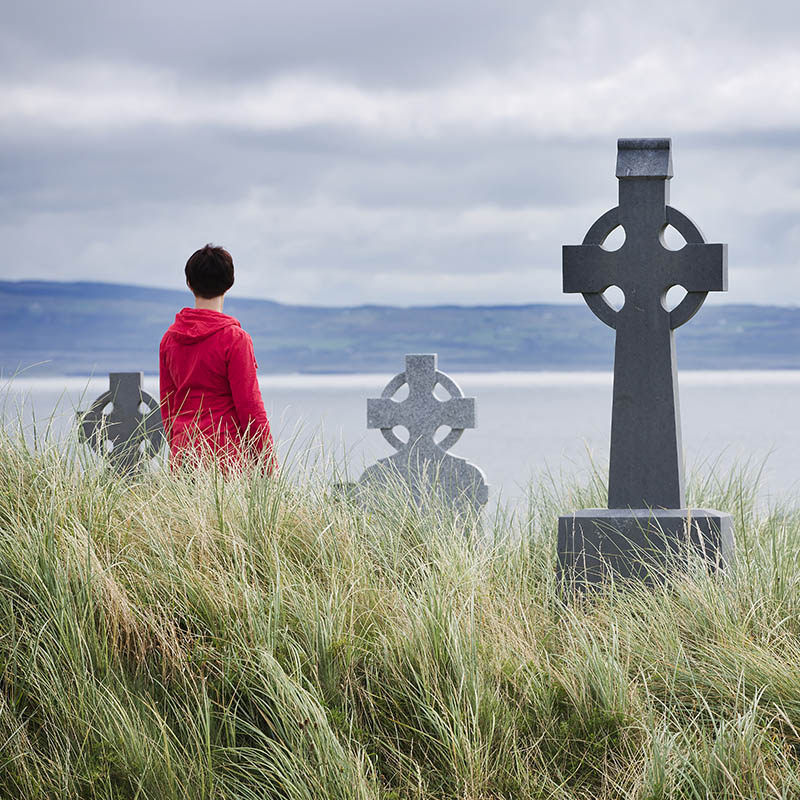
[2,0,799,306]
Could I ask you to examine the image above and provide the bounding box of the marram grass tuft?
[0,421,799,799]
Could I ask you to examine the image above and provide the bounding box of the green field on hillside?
[3,280,800,375]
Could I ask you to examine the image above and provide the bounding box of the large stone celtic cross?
[78,372,164,473]
[358,354,488,515]
[563,138,727,509]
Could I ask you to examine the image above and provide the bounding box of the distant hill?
[1,280,799,375]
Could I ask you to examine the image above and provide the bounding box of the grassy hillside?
[0,426,799,798]
[2,280,800,375]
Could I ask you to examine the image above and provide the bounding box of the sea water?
[3,371,799,508]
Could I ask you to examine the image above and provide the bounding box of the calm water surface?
[4,371,799,508]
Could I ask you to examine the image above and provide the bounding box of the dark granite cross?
[562,139,727,509]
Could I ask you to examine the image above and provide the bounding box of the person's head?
[185,244,234,299]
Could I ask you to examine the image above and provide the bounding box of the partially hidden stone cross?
[78,372,164,473]
[357,354,488,515]
[558,139,734,586]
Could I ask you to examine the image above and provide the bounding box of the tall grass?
[0,422,799,799]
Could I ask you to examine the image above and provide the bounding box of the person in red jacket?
[159,244,277,473]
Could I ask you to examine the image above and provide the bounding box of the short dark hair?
[185,244,235,298]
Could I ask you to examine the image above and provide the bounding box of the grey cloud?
[2,117,799,306]
[0,1,547,87]
[2,1,800,309]
[5,1,798,89]
[0,123,608,223]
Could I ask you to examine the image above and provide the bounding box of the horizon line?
[2,278,799,312]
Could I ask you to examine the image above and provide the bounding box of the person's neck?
[194,295,225,312]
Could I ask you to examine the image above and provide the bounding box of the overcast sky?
[2,0,799,307]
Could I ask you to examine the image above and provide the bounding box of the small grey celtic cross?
[358,354,488,514]
[562,138,727,509]
[78,372,164,473]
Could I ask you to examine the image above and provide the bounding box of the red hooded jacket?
[159,308,276,471]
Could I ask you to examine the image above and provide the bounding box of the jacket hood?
[166,308,241,344]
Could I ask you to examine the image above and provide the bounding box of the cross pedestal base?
[557,508,734,588]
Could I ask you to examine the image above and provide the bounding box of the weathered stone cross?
[358,354,488,514]
[78,372,164,473]
[562,138,727,509]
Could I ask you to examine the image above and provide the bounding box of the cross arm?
[439,397,475,429]
[367,398,408,429]
[368,396,476,432]
[667,243,727,292]
[562,244,621,294]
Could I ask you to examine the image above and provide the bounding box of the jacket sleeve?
[159,338,177,439]
[228,330,277,472]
